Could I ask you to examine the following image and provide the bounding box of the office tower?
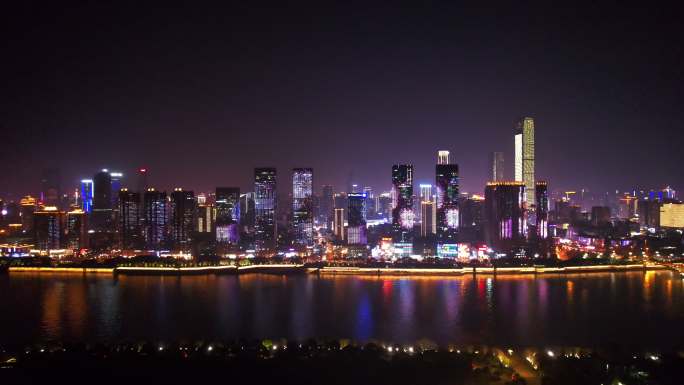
[143,189,168,250]
[40,168,61,207]
[347,193,367,245]
[334,208,345,241]
[109,172,123,208]
[637,200,660,228]
[490,152,504,181]
[420,200,436,236]
[119,189,142,250]
[419,184,433,202]
[19,196,37,233]
[92,169,113,230]
[376,192,392,218]
[197,203,215,233]
[535,181,549,239]
[65,209,88,250]
[292,168,314,246]
[514,117,535,208]
[254,168,277,251]
[435,152,459,242]
[80,179,94,213]
[170,188,195,251]
[34,206,63,251]
[592,206,612,226]
[319,185,334,229]
[659,203,684,228]
[215,187,240,245]
[484,182,527,252]
[437,150,450,165]
[239,192,255,229]
[392,164,414,241]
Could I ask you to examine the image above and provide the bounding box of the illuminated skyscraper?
[419,184,433,202]
[254,168,277,251]
[490,151,504,181]
[292,168,314,246]
[215,187,240,245]
[347,193,367,245]
[437,150,450,165]
[92,169,113,230]
[110,172,123,207]
[80,179,94,213]
[143,189,168,250]
[514,117,535,208]
[65,209,88,250]
[435,152,459,242]
[34,206,63,251]
[535,181,549,239]
[119,189,142,250]
[420,200,436,236]
[170,188,195,251]
[484,181,527,252]
[334,208,345,241]
[392,164,414,241]
[19,196,37,233]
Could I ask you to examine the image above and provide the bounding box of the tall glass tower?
[254,168,277,251]
[514,117,535,208]
[435,151,459,243]
[391,164,414,242]
[292,168,314,246]
[215,187,240,245]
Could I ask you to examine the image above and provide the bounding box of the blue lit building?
[80,179,94,213]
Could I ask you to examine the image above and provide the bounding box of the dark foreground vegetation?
[2,340,684,385]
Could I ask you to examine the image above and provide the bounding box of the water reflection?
[0,271,682,349]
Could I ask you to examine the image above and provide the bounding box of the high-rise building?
[591,206,612,226]
[334,208,345,241]
[419,184,433,202]
[196,203,215,233]
[239,193,255,229]
[110,172,123,208]
[484,182,527,253]
[40,168,61,208]
[490,151,504,181]
[119,189,142,250]
[80,179,94,213]
[292,168,314,246]
[535,181,549,239]
[319,185,334,229]
[514,117,535,208]
[215,187,240,245]
[254,168,277,251]
[34,206,63,251]
[437,150,450,165]
[143,189,168,250]
[420,200,436,236]
[376,192,392,218]
[435,152,459,242]
[137,168,148,195]
[92,169,113,230]
[659,203,684,228]
[347,193,367,245]
[19,196,37,233]
[65,209,88,251]
[392,164,414,241]
[170,188,195,251]
[637,199,660,228]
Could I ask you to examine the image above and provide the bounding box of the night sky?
[2,2,683,198]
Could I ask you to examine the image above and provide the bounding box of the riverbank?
[5,263,668,277]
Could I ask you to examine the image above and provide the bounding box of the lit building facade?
[292,168,314,246]
[215,187,240,245]
[254,168,277,251]
[119,189,142,250]
[319,185,334,229]
[435,151,459,242]
[170,188,195,251]
[392,164,414,242]
[80,179,94,213]
[660,203,684,228]
[535,181,549,239]
[66,209,88,250]
[484,182,527,253]
[34,207,63,251]
[490,151,504,181]
[334,208,345,241]
[420,200,436,236]
[347,193,367,245]
[514,117,535,208]
[143,189,168,250]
